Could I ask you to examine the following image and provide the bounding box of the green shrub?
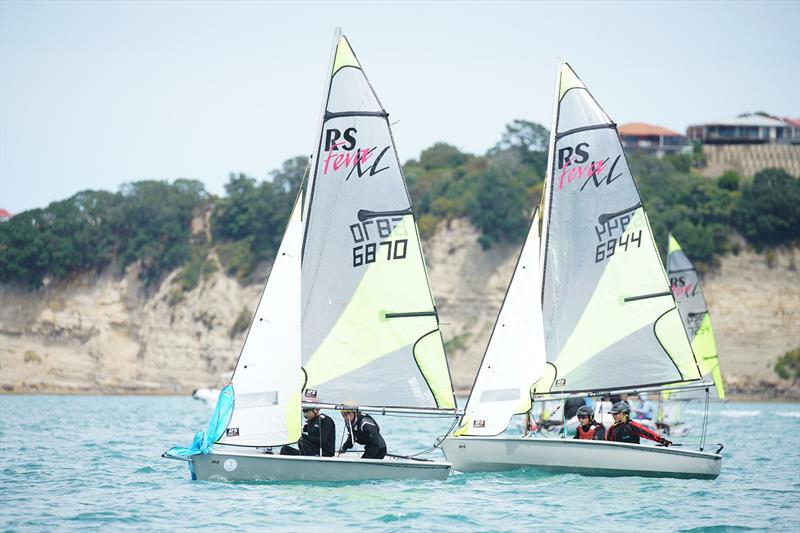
[230,307,252,338]
[734,168,800,247]
[176,247,217,292]
[444,332,471,353]
[775,348,800,381]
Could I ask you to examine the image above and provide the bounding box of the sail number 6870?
[353,239,408,267]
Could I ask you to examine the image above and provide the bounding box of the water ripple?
[0,396,798,532]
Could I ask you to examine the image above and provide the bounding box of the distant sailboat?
[164,28,457,482]
[440,63,723,479]
[667,234,725,400]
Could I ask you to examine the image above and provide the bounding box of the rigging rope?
[700,387,710,451]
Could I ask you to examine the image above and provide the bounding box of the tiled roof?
[618,122,682,137]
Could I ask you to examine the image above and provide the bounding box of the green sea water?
[1,395,798,531]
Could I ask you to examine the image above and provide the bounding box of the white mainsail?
[534,63,703,395]
[455,209,547,436]
[218,195,304,447]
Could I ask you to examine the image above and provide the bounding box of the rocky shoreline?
[2,382,798,402]
[2,221,798,402]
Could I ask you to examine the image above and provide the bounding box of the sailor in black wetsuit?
[280,407,336,457]
[338,402,387,459]
[606,402,672,446]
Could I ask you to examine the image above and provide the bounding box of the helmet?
[576,405,593,418]
[339,401,359,414]
[638,392,648,401]
[609,401,630,414]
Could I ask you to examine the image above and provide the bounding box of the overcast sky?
[1,0,798,214]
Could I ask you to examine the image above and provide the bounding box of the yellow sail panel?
[541,209,699,390]
[559,63,585,100]
[333,35,360,73]
[668,233,682,254]
[693,314,725,399]
[304,216,453,408]
[711,363,725,400]
[414,330,456,409]
[286,389,302,442]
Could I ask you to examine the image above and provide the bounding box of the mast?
[301,27,343,255]
[539,59,562,302]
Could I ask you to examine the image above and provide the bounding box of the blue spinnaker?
[165,385,234,458]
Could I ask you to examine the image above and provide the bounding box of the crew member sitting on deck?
[606,402,672,446]
[280,406,336,457]
[573,405,605,440]
[632,392,655,421]
[338,401,387,459]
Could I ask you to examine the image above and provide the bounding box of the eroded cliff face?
[1,221,798,398]
[0,260,261,394]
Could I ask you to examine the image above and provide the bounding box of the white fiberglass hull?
[168,445,451,482]
[440,437,721,479]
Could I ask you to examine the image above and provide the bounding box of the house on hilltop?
[618,123,689,157]
[688,112,800,145]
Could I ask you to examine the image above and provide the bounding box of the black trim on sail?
[598,202,642,225]
[558,85,585,103]
[410,329,453,410]
[531,361,559,397]
[331,63,360,78]
[385,311,438,319]
[324,110,389,121]
[652,308,686,381]
[667,267,695,274]
[357,207,414,221]
[555,123,617,141]
[623,291,673,303]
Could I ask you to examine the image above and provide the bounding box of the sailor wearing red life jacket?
[606,402,673,446]
[573,405,605,440]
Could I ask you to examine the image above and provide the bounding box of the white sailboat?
[164,29,457,482]
[440,63,723,479]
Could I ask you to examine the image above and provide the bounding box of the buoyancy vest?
[575,424,598,440]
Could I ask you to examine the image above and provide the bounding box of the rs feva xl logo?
[556,142,624,192]
[322,127,390,179]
